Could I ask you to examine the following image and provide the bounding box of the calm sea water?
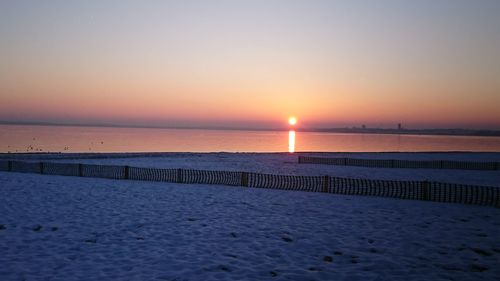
[1,124,499,153]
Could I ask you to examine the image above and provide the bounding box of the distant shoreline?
[301,127,500,137]
[1,120,499,137]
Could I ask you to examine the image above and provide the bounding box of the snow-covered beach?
[1,152,500,280]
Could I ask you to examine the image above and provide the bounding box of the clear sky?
[1,0,499,129]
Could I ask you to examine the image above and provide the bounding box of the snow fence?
[298,156,500,170]
[0,160,499,207]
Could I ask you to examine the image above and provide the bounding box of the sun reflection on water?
[288,130,295,153]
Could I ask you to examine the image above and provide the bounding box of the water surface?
[1,124,499,153]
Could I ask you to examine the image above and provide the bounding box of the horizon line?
[1,120,499,136]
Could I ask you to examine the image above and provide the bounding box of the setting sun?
[288,117,297,126]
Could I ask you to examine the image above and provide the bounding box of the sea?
[1,124,500,153]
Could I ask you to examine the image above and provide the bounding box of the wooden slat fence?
[0,160,9,171]
[249,173,323,192]
[327,177,425,200]
[129,167,177,182]
[182,169,242,186]
[299,156,500,170]
[43,162,80,176]
[11,161,41,174]
[0,160,499,207]
[80,164,126,179]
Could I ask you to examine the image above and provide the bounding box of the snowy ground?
[1,171,499,281]
[30,152,500,187]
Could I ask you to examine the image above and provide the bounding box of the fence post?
[422,181,429,201]
[8,160,12,172]
[177,168,184,183]
[39,162,44,174]
[241,172,249,187]
[124,165,129,180]
[322,175,330,193]
[79,164,83,177]
[298,156,303,164]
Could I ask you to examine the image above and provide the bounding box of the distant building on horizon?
[398,123,402,130]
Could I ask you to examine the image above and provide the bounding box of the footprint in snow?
[217,265,231,272]
[351,255,360,264]
[32,225,42,232]
[469,264,488,272]
[470,248,492,256]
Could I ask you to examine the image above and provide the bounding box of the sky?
[1,0,499,130]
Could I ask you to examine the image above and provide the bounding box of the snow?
[34,152,500,187]
[1,171,500,281]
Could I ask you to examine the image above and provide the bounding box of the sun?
[288,117,297,126]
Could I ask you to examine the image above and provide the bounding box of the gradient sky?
[1,0,499,129]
